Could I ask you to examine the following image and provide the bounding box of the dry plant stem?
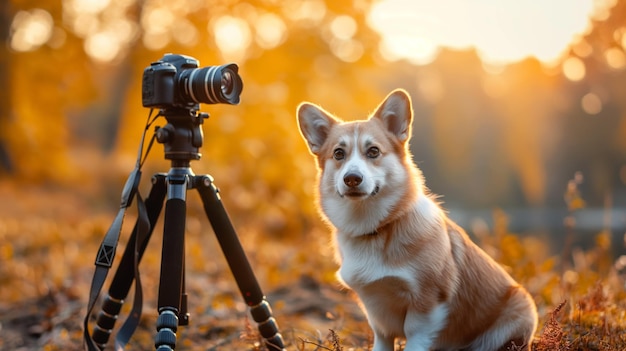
[535,300,568,351]
[298,337,334,351]
[297,329,343,351]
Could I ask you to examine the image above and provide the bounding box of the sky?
[367,0,606,65]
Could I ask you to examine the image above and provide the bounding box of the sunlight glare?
[213,16,252,60]
[368,0,597,65]
[381,36,439,65]
[10,9,54,52]
[590,0,616,21]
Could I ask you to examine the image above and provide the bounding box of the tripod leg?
[179,255,190,326]
[195,175,286,351]
[92,174,167,348]
[155,173,188,351]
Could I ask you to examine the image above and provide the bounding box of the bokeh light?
[171,19,199,47]
[84,31,120,63]
[581,92,603,115]
[10,9,54,52]
[330,15,357,40]
[604,47,626,69]
[67,0,110,15]
[212,15,252,61]
[562,56,587,81]
[254,13,287,49]
[282,0,326,24]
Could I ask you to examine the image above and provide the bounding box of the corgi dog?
[296,89,537,351]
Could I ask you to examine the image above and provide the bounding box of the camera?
[142,53,243,108]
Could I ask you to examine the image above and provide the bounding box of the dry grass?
[0,176,625,351]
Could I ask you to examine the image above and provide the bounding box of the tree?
[0,1,13,174]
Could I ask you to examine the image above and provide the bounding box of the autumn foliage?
[1,0,626,350]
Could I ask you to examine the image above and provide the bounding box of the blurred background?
[1,0,626,280]
[2,1,626,348]
[0,0,626,242]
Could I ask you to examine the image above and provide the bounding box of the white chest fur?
[337,236,416,289]
[341,249,415,336]
[333,197,448,340]
[335,196,443,290]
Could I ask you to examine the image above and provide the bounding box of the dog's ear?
[372,89,413,143]
[297,103,338,155]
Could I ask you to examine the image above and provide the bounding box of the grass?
[0,175,625,350]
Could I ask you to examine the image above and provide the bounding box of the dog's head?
[297,90,418,231]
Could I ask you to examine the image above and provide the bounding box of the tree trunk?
[0,1,13,173]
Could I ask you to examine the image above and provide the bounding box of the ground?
[1,180,625,350]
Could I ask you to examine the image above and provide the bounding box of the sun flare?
[367,0,603,65]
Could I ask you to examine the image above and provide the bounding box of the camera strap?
[113,188,149,349]
[83,112,160,351]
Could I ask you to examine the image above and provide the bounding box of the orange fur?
[297,89,537,351]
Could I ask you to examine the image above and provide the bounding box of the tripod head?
[155,107,208,165]
[141,53,243,166]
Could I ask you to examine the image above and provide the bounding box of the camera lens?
[180,64,242,105]
[221,71,234,96]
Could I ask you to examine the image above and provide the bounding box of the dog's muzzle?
[340,172,379,198]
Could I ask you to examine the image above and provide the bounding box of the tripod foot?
[155,308,178,351]
[251,299,286,351]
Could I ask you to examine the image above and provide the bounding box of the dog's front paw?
[371,331,395,351]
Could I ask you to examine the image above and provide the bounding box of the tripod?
[84,108,285,350]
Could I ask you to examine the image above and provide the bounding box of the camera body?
[142,54,187,108]
[142,53,242,109]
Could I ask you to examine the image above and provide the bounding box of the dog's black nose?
[344,172,363,187]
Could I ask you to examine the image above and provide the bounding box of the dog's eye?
[333,148,345,160]
[366,147,380,158]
